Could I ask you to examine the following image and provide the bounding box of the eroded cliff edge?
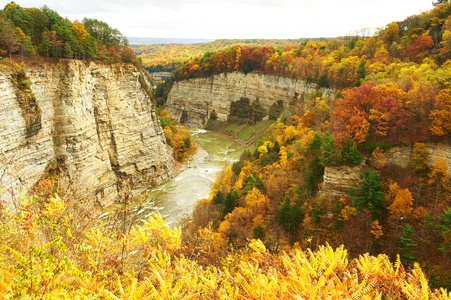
[0,61,176,207]
[165,72,334,127]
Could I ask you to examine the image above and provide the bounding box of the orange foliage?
[430,89,451,136]
[371,147,386,168]
[388,187,414,219]
[371,220,384,239]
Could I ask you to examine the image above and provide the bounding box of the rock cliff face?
[0,61,176,207]
[320,143,451,196]
[165,72,334,127]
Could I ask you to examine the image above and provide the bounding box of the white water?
[134,128,244,226]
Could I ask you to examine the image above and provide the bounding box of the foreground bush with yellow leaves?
[0,193,450,299]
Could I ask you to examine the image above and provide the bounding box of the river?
[133,128,244,226]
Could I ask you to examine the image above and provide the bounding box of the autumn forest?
[1,0,451,299]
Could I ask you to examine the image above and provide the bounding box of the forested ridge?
[0,2,138,64]
[132,38,313,73]
[1,2,451,299]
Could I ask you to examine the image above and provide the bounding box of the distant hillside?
[132,38,318,72]
[128,37,214,44]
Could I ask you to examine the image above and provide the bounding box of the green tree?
[309,133,322,154]
[253,225,265,240]
[307,155,324,193]
[440,208,451,255]
[321,132,340,166]
[342,137,363,166]
[277,196,304,233]
[223,189,239,217]
[82,35,99,61]
[82,17,128,50]
[212,191,225,205]
[398,224,417,266]
[355,169,386,218]
[40,31,51,58]
[63,42,73,59]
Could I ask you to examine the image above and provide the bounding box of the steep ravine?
[0,61,176,208]
[165,72,451,197]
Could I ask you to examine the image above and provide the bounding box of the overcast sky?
[13,0,434,39]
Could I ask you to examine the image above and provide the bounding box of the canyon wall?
[165,72,334,127]
[0,61,176,208]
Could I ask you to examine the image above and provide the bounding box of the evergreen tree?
[342,137,363,166]
[212,191,224,205]
[309,133,322,154]
[277,196,304,233]
[398,224,417,266]
[312,196,324,224]
[63,42,73,58]
[223,189,239,217]
[307,155,325,193]
[355,169,386,218]
[40,32,51,58]
[253,225,265,240]
[356,59,366,86]
[321,132,339,166]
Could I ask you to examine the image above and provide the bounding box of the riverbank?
[177,131,211,174]
[205,119,276,148]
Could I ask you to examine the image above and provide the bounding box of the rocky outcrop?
[320,163,366,197]
[0,61,176,207]
[320,143,451,196]
[165,72,334,127]
[382,143,451,169]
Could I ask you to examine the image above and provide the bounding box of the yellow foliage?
[386,181,400,205]
[257,145,268,157]
[429,157,450,191]
[1,165,450,299]
[0,194,449,299]
[279,145,289,170]
[234,161,253,191]
[412,142,430,173]
[244,187,267,211]
[71,21,89,42]
[129,213,181,254]
[221,166,234,193]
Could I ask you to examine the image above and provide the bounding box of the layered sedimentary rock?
[0,61,176,207]
[165,72,334,127]
[320,143,451,196]
[320,163,366,197]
